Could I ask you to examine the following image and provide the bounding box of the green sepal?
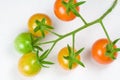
[61,0,86,17]
[39,49,49,61]
[35,49,54,68]
[41,61,54,65]
[67,44,73,57]
[75,48,84,56]
[69,60,73,69]
[74,59,85,67]
[105,38,120,60]
[33,46,43,51]
[74,1,86,7]
[33,37,43,45]
[34,26,40,32]
[34,18,54,38]
[64,45,85,69]
[41,30,45,38]
[112,38,120,45]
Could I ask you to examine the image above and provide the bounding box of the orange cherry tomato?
[91,38,117,64]
[54,0,79,21]
[28,13,52,37]
[58,47,80,70]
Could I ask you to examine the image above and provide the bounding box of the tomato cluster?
[14,0,119,77]
[14,13,54,76]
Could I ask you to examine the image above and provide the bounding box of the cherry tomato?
[14,32,33,54]
[91,38,117,64]
[28,13,52,37]
[58,47,80,70]
[18,52,41,76]
[54,0,79,21]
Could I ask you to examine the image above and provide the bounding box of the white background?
[0,0,120,80]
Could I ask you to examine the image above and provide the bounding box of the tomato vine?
[38,0,119,60]
[33,0,119,68]
[15,0,120,76]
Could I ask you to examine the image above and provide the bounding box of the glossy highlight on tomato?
[14,32,33,54]
[54,0,79,21]
[91,38,117,64]
[28,13,52,37]
[58,47,80,70]
[18,52,41,76]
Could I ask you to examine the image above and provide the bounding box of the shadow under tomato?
[10,64,35,80]
[81,48,111,71]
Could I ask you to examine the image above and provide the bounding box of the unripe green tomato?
[14,32,33,54]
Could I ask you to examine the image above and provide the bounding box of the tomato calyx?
[35,50,54,68]
[29,34,43,52]
[99,20,120,60]
[30,34,54,67]
[106,38,120,59]
[63,45,85,69]
[34,18,54,38]
[62,0,85,17]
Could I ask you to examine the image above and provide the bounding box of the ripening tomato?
[28,13,52,37]
[54,0,79,21]
[14,32,33,54]
[18,52,41,76]
[58,47,80,70]
[91,38,117,64]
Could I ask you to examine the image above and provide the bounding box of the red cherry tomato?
[91,38,117,64]
[54,0,79,21]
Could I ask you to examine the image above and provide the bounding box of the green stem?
[45,18,103,55]
[36,50,41,64]
[99,0,118,20]
[78,14,87,25]
[37,0,117,56]
[72,33,75,50]
[47,42,57,54]
[58,19,98,40]
[99,21,111,42]
[39,40,56,45]
[47,29,62,37]
[59,0,117,40]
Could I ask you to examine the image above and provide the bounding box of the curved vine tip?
[99,0,118,20]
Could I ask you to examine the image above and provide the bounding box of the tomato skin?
[14,32,33,54]
[28,13,52,37]
[58,47,80,70]
[54,0,79,21]
[18,52,41,76]
[91,38,117,64]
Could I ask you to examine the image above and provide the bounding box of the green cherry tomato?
[14,32,33,54]
[18,52,41,76]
